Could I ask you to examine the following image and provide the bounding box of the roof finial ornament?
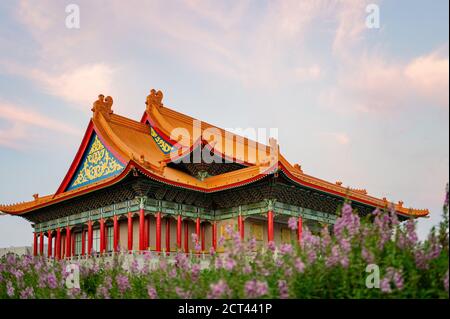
[146,89,164,111]
[294,164,303,173]
[92,94,114,119]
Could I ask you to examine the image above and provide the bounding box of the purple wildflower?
[288,217,298,230]
[20,286,34,299]
[207,280,231,299]
[47,273,58,289]
[294,258,305,273]
[98,276,112,299]
[191,263,201,281]
[361,247,375,264]
[175,287,191,299]
[116,275,130,294]
[224,257,236,271]
[380,278,392,294]
[244,279,268,298]
[279,243,293,255]
[284,267,293,277]
[6,281,14,297]
[278,280,289,299]
[243,265,252,274]
[147,285,158,299]
[444,270,449,292]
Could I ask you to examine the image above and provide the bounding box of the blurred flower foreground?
[1,187,449,299]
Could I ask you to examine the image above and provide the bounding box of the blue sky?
[0,0,448,246]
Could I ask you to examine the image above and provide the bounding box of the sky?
[0,0,448,246]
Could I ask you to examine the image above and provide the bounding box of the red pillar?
[156,212,162,252]
[144,216,149,250]
[238,215,244,240]
[71,232,76,256]
[47,230,52,257]
[165,218,171,255]
[176,215,182,250]
[87,221,93,255]
[297,216,303,243]
[33,233,38,256]
[127,212,133,252]
[267,210,274,242]
[56,228,61,260]
[65,227,71,258]
[113,215,119,252]
[39,232,44,256]
[184,220,189,253]
[81,229,86,256]
[100,218,105,254]
[139,209,145,251]
[212,222,217,251]
[201,223,205,252]
[196,217,201,241]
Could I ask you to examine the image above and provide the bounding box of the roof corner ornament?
[33,194,39,201]
[146,88,164,112]
[91,94,114,119]
[294,164,303,173]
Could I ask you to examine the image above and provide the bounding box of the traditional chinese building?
[0,89,428,259]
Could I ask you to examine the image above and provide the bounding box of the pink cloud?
[0,101,80,149]
[405,50,449,108]
[320,48,449,113]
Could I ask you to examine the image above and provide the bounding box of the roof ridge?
[109,113,150,133]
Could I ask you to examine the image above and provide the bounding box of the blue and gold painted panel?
[67,133,125,191]
[150,126,175,154]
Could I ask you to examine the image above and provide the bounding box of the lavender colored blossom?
[267,241,276,252]
[147,285,158,299]
[224,258,236,271]
[175,287,191,299]
[243,265,252,274]
[278,280,289,299]
[279,243,293,255]
[444,270,449,292]
[6,281,14,297]
[288,217,298,230]
[284,267,293,277]
[116,275,130,294]
[244,279,268,298]
[381,267,404,293]
[380,278,392,294]
[294,258,305,273]
[20,286,34,299]
[191,263,201,281]
[361,247,375,264]
[207,280,231,299]
[47,273,58,289]
[169,268,177,278]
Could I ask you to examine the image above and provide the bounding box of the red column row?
[33,213,225,258]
